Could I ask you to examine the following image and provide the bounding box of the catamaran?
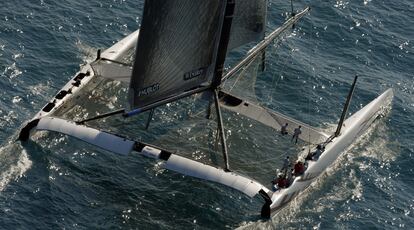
[18,0,393,218]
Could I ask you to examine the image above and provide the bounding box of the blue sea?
[0,0,413,229]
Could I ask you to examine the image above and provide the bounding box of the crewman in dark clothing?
[281,156,291,175]
[312,144,324,160]
[291,125,302,144]
[294,160,305,176]
[277,175,288,188]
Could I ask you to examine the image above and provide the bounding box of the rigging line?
[222,47,259,92]
[109,105,198,132]
[228,56,256,92]
[98,58,133,67]
[306,12,317,152]
[228,71,243,92]
[76,108,125,124]
[124,85,211,117]
[235,155,289,167]
[307,54,312,150]
[76,88,204,124]
[265,8,300,104]
[234,147,306,173]
[267,39,290,104]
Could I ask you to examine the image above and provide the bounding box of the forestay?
[129,0,226,109]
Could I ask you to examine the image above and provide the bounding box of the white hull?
[268,88,393,213]
[34,116,270,198]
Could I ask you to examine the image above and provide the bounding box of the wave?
[0,143,32,192]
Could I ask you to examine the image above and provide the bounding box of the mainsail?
[128,0,226,109]
[128,0,269,110]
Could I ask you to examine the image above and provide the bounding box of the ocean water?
[0,0,413,229]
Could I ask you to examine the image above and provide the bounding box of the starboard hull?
[267,88,393,214]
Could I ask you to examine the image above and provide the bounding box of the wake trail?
[0,142,32,192]
[0,40,106,193]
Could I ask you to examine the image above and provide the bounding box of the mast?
[214,90,230,171]
[210,0,236,171]
[335,76,358,137]
[212,0,236,88]
[145,109,155,130]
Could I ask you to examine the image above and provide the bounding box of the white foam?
[75,40,97,66]
[0,145,32,192]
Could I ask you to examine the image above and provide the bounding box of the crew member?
[277,174,288,189]
[281,156,291,175]
[294,160,305,176]
[281,123,288,135]
[312,144,324,160]
[271,173,286,191]
[291,125,302,144]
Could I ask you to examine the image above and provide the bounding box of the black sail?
[228,0,268,50]
[129,0,226,109]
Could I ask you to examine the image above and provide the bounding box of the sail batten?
[129,0,226,109]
